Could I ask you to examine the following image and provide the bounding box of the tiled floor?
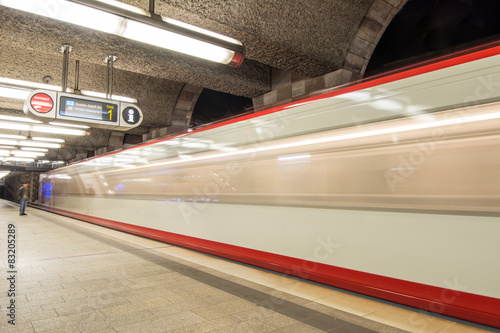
[0,200,496,333]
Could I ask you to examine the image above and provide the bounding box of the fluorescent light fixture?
[163,17,242,47]
[0,120,85,135]
[0,0,244,66]
[32,125,86,136]
[0,77,137,103]
[5,157,35,162]
[40,160,65,164]
[49,122,90,129]
[19,140,62,149]
[80,90,137,103]
[0,77,63,91]
[0,134,26,139]
[0,149,10,156]
[12,150,46,157]
[21,147,49,152]
[0,86,31,100]
[32,137,65,143]
[96,0,149,15]
[0,139,18,145]
[0,115,41,123]
[0,145,15,149]
[0,138,62,149]
[0,122,30,131]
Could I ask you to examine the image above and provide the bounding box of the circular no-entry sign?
[30,93,54,113]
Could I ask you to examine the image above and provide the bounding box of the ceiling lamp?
[0,119,86,135]
[0,86,31,100]
[19,140,62,149]
[32,137,65,143]
[4,157,35,162]
[0,77,137,103]
[0,115,41,123]
[21,147,49,152]
[11,150,47,157]
[0,134,27,139]
[0,0,245,66]
[0,139,61,149]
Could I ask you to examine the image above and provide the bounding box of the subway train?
[39,42,500,327]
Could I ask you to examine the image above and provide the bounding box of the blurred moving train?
[40,43,500,327]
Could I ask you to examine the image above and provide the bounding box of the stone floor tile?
[114,310,205,333]
[271,322,328,332]
[100,297,170,318]
[32,310,106,332]
[170,315,242,333]
[191,299,258,320]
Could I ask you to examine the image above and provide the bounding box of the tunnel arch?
[342,0,408,80]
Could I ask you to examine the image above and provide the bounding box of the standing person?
[18,183,29,215]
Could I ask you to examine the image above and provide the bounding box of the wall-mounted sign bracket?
[60,44,72,93]
[104,55,117,100]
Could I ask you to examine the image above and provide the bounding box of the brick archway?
[343,0,408,80]
[142,84,204,142]
[170,84,205,133]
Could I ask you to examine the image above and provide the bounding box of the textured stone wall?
[4,172,40,204]
[253,0,408,110]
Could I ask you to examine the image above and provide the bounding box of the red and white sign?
[30,93,53,113]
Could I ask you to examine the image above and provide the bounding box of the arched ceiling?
[1,0,498,165]
[1,0,389,160]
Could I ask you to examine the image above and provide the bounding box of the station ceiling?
[0,0,499,164]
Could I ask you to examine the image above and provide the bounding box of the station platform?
[0,199,496,333]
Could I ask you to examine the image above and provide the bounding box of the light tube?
[0,0,244,65]
[0,122,31,131]
[32,125,86,136]
[0,86,31,100]
[79,90,137,103]
[122,19,236,64]
[0,77,63,91]
[0,139,63,148]
[0,77,137,103]
[21,147,49,152]
[19,140,62,149]
[163,17,242,47]
[0,115,41,123]
[49,122,90,129]
[0,120,86,135]
[32,137,66,143]
[12,150,46,157]
[5,157,35,162]
[96,0,149,16]
[0,139,17,145]
[0,134,26,139]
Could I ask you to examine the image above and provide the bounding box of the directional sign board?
[24,90,143,131]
